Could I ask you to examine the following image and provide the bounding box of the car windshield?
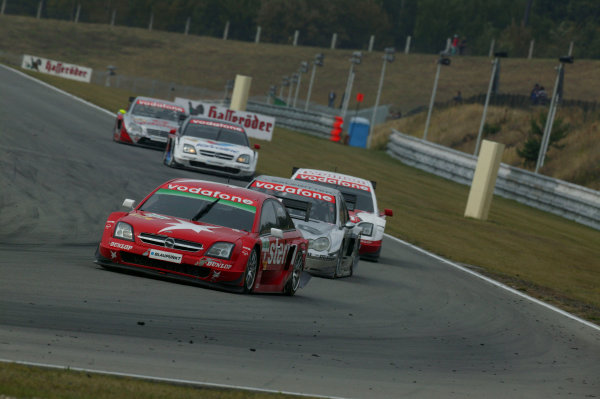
[138,190,256,231]
[131,103,185,122]
[183,123,249,147]
[298,181,374,212]
[250,186,336,224]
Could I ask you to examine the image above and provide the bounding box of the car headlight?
[358,222,374,237]
[183,144,197,154]
[114,222,134,241]
[236,154,250,164]
[308,237,330,252]
[126,120,143,136]
[206,242,234,259]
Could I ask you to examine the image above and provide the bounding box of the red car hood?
[121,211,248,245]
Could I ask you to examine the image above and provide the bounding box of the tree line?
[5,0,600,59]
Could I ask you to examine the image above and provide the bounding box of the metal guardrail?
[387,130,600,230]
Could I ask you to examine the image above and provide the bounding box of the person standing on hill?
[328,90,336,108]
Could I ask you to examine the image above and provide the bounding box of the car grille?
[120,252,211,278]
[137,138,166,148]
[139,233,203,252]
[189,161,240,174]
[198,150,234,160]
[146,128,169,138]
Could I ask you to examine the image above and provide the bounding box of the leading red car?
[95,179,308,295]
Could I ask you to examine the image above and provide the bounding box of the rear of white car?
[291,168,392,261]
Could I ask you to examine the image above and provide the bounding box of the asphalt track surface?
[1,65,599,398]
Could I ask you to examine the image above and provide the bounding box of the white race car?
[113,96,187,149]
[163,116,260,179]
[291,168,393,261]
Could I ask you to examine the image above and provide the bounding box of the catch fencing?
[387,130,600,231]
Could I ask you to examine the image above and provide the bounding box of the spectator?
[530,83,540,105]
[451,34,459,55]
[453,90,463,103]
[538,86,548,104]
[328,90,336,108]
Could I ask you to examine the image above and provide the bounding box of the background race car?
[113,96,187,149]
[95,179,308,295]
[248,175,361,278]
[163,116,260,179]
[291,168,393,262]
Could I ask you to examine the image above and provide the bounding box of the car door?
[258,200,291,274]
[338,194,357,258]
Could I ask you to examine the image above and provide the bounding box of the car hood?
[293,219,336,240]
[121,211,248,246]
[180,137,253,155]
[127,115,180,130]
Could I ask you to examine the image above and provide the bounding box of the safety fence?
[387,130,600,231]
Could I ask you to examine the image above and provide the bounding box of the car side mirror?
[271,227,284,239]
[254,144,261,150]
[382,209,393,217]
[344,221,355,229]
[122,199,136,210]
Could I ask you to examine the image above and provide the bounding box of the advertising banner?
[175,97,275,141]
[21,54,92,83]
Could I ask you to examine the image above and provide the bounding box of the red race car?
[95,179,309,295]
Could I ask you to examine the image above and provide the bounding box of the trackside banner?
[175,97,275,141]
[21,54,92,83]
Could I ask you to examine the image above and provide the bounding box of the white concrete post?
[36,1,42,19]
[368,35,375,52]
[423,61,442,140]
[464,140,505,221]
[331,33,337,50]
[148,12,153,31]
[568,41,574,56]
[404,36,411,54]
[110,9,116,26]
[293,30,299,46]
[0,0,6,15]
[230,75,252,112]
[475,58,499,155]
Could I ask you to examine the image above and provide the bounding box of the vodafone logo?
[251,181,335,203]
[137,99,185,113]
[295,173,371,192]
[166,184,256,206]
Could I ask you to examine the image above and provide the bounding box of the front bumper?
[304,253,337,277]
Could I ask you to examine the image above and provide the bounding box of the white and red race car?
[113,96,187,149]
[291,168,393,261]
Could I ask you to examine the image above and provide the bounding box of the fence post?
[74,3,81,23]
[293,30,299,46]
[36,1,42,19]
[255,26,261,44]
[110,9,116,26]
[223,21,230,40]
[148,12,153,31]
[331,33,337,50]
[488,38,495,58]
[0,0,6,15]
[368,35,375,52]
[404,36,411,54]
[528,39,534,59]
[184,17,190,35]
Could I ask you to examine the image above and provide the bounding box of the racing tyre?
[243,249,259,294]
[284,251,303,296]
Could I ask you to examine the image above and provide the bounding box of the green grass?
[0,362,315,399]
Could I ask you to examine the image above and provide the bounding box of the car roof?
[252,175,342,198]
[159,178,272,207]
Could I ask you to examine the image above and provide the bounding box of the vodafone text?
[166,184,256,206]
[251,181,335,203]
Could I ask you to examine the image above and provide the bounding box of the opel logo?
[164,237,175,248]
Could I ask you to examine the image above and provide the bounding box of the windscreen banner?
[175,97,275,141]
[21,54,92,83]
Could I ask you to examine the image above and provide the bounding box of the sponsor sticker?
[137,99,185,113]
[189,119,244,132]
[251,180,335,203]
[110,241,133,250]
[148,249,183,264]
[158,184,257,212]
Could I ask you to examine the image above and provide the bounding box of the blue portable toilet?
[348,117,370,148]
